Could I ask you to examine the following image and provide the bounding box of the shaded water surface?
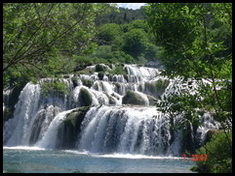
[3,147,195,173]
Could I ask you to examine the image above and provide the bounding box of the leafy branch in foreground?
[3,3,115,88]
[146,3,232,173]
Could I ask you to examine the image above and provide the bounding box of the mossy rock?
[81,79,94,88]
[98,72,105,80]
[95,64,110,72]
[9,85,25,107]
[107,65,127,75]
[74,64,89,72]
[123,75,129,82]
[41,80,69,98]
[64,106,90,128]
[78,88,93,106]
[108,64,115,69]
[3,82,27,122]
[63,75,70,79]
[155,79,170,89]
[113,82,121,90]
[122,91,146,105]
[145,79,170,98]
[124,67,129,74]
[203,129,222,145]
[107,94,117,104]
[29,110,47,145]
[77,69,94,75]
[58,106,91,149]
[3,107,14,122]
[71,76,79,87]
[147,95,156,106]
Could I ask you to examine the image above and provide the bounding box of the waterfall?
[3,88,11,112]
[4,79,70,146]
[4,83,41,146]
[77,106,171,155]
[196,112,221,144]
[3,64,220,156]
[35,109,74,149]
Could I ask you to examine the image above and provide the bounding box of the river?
[3,147,195,173]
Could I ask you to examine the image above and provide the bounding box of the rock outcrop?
[58,106,91,149]
[122,91,147,105]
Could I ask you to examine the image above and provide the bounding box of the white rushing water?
[3,64,220,157]
[35,109,74,149]
[4,83,41,146]
[77,106,171,155]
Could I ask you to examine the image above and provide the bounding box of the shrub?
[109,51,136,64]
[191,132,232,173]
[108,65,127,75]
[77,69,94,75]
[72,55,109,71]
[91,45,112,59]
[41,80,69,97]
[81,79,94,88]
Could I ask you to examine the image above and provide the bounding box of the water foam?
[3,146,46,150]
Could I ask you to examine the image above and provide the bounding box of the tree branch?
[16,9,86,64]
[4,3,57,73]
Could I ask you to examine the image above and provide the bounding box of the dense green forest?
[3,3,232,173]
[3,3,158,88]
[95,6,146,25]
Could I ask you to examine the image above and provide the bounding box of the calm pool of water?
[3,147,196,173]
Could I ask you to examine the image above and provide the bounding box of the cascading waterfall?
[77,106,171,155]
[3,88,11,112]
[3,64,220,156]
[4,83,41,146]
[35,109,74,149]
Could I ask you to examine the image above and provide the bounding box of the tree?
[3,3,114,88]
[95,6,146,25]
[128,20,150,33]
[146,3,231,77]
[144,43,158,61]
[122,28,149,59]
[146,3,232,173]
[96,23,122,45]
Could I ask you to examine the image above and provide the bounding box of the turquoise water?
[3,147,196,173]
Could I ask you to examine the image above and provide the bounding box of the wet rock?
[58,106,91,149]
[3,82,27,122]
[78,88,93,106]
[122,91,146,105]
[98,72,105,80]
[147,95,156,106]
[144,79,170,98]
[95,64,111,72]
